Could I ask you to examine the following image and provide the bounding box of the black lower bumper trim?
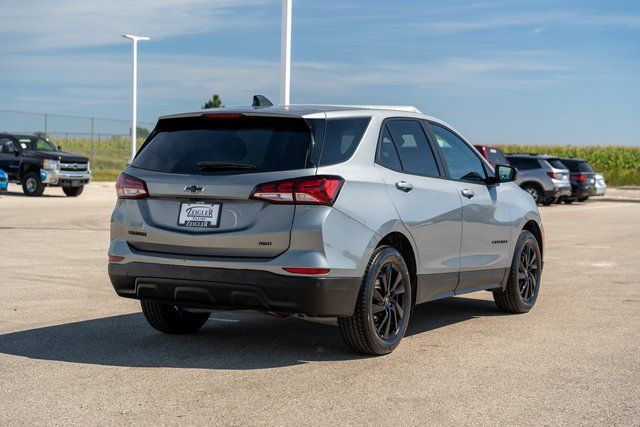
[108,262,360,317]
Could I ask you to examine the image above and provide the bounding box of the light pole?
[122,34,150,163]
[280,0,292,106]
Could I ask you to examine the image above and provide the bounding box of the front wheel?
[338,246,413,355]
[140,300,210,334]
[63,186,84,197]
[22,171,45,197]
[493,230,542,313]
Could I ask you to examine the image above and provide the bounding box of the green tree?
[202,94,224,109]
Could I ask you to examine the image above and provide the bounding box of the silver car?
[108,101,544,355]
[505,154,572,205]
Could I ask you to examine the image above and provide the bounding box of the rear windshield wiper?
[197,161,257,172]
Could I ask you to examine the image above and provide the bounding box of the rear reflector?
[251,176,344,206]
[283,267,330,275]
[108,255,125,262]
[116,173,149,199]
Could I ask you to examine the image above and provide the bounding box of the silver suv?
[108,101,544,355]
[506,154,572,205]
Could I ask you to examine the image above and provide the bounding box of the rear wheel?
[63,186,84,197]
[542,197,554,206]
[521,184,542,204]
[338,246,412,355]
[577,196,589,202]
[140,300,210,334]
[493,230,542,313]
[21,171,45,197]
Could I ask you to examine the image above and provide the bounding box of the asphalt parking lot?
[1,183,639,425]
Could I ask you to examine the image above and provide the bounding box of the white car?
[595,173,606,196]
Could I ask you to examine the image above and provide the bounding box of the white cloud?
[0,0,272,53]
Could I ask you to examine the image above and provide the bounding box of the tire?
[521,183,542,204]
[63,186,84,197]
[542,197,554,206]
[493,230,542,314]
[140,300,210,334]
[564,199,574,204]
[577,196,589,202]
[21,171,45,197]
[338,246,413,355]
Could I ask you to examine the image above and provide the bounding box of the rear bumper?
[544,185,572,199]
[108,262,361,317]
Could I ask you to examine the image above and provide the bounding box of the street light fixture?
[122,34,150,163]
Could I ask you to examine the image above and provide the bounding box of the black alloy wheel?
[494,230,542,313]
[517,242,540,305]
[371,262,407,340]
[339,246,413,355]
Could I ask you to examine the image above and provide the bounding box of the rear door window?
[133,116,314,174]
[385,120,440,176]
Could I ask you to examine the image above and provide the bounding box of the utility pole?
[280,0,292,106]
[122,34,150,163]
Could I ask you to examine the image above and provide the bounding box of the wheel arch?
[377,231,417,304]
[522,219,543,262]
[20,162,40,179]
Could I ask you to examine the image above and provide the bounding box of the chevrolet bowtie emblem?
[184,185,205,194]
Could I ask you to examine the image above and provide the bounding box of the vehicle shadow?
[0,189,65,198]
[0,297,503,369]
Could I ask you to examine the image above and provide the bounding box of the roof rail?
[293,104,422,113]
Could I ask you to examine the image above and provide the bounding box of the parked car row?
[474,145,605,205]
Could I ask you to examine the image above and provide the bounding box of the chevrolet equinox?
[108,99,544,355]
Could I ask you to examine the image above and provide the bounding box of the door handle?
[461,189,475,199]
[395,181,414,192]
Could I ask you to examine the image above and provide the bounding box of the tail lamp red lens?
[574,173,587,182]
[116,173,149,199]
[546,172,557,179]
[282,267,330,275]
[250,176,344,206]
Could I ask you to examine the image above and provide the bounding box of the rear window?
[506,157,540,170]
[486,148,508,165]
[547,159,567,170]
[561,159,593,173]
[133,115,369,174]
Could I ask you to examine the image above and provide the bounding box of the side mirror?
[495,164,517,182]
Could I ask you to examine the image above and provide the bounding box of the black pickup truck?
[0,133,91,197]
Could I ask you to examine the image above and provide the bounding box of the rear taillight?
[547,172,557,179]
[574,173,587,182]
[250,176,344,206]
[116,173,149,199]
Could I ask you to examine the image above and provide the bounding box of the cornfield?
[51,137,640,187]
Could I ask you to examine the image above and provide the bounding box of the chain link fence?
[0,108,156,180]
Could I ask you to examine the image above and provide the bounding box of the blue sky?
[0,0,639,145]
